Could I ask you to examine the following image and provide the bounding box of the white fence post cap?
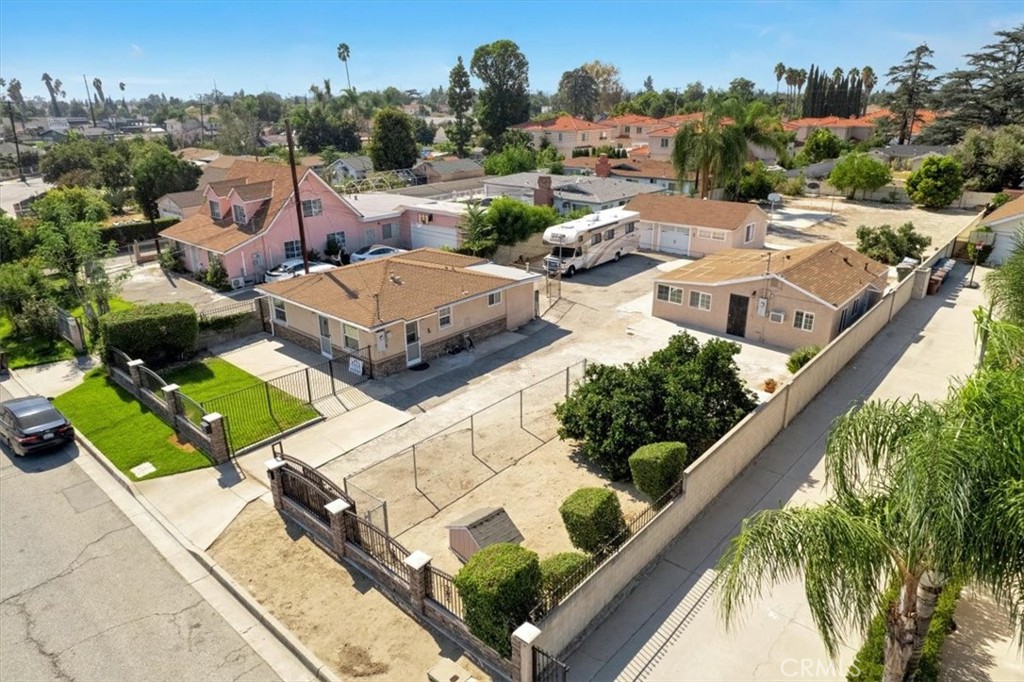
[513,622,541,644]
[405,550,432,570]
[324,498,351,514]
[265,458,287,471]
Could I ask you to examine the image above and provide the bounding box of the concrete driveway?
[118,263,233,310]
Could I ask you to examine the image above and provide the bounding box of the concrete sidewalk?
[568,265,1021,681]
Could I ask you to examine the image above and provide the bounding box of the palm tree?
[784,68,799,115]
[671,101,747,199]
[717,368,1024,682]
[861,66,877,116]
[797,68,808,103]
[92,78,106,116]
[119,81,127,114]
[832,66,844,83]
[322,78,333,100]
[848,67,861,82]
[42,72,60,116]
[337,42,352,91]
[724,99,787,163]
[774,62,786,102]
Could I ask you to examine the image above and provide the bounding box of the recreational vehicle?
[542,207,640,277]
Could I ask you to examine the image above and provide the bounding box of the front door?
[318,315,332,357]
[726,294,749,337]
[405,321,421,366]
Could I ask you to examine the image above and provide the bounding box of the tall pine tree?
[446,56,475,158]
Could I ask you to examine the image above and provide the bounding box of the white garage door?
[639,221,655,250]
[411,225,458,250]
[658,224,690,255]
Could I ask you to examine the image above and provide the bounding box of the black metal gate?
[534,647,569,682]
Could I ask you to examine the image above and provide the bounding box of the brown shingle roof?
[660,242,889,307]
[626,194,765,230]
[231,180,276,202]
[159,160,296,253]
[258,249,518,328]
[563,156,682,181]
[981,194,1024,225]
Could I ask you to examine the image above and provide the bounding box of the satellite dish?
[767,193,783,203]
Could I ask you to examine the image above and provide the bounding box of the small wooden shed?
[447,507,524,563]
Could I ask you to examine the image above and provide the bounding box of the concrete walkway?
[568,265,1022,681]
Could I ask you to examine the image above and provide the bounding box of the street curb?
[71,431,339,682]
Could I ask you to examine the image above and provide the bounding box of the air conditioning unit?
[230,277,246,290]
[769,310,785,324]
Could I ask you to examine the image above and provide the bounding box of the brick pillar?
[325,498,352,559]
[511,623,541,682]
[201,412,230,463]
[127,359,144,393]
[911,266,931,300]
[265,458,288,510]
[404,550,431,613]
[161,383,182,425]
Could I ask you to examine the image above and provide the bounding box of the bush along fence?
[106,347,231,464]
[265,449,568,682]
[528,235,962,662]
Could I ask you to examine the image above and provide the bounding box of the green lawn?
[165,358,320,451]
[53,370,213,480]
[0,297,135,369]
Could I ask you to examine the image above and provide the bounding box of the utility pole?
[199,103,205,144]
[83,74,96,126]
[6,101,25,181]
[285,120,310,275]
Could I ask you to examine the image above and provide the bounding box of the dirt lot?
[767,196,978,254]
[209,500,486,681]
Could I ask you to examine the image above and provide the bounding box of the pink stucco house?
[159,159,468,286]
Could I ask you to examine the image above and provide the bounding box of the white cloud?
[131,44,144,58]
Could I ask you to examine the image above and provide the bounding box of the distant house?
[157,190,205,220]
[257,249,540,375]
[601,113,663,150]
[979,194,1024,266]
[562,154,691,194]
[175,147,222,165]
[783,116,876,144]
[626,194,768,256]
[38,129,68,143]
[510,116,615,157]
[483,172,665,214]
[868,145,952,170]
[652,241,889,349]
[412,158,485,184]
[325,155,374,181]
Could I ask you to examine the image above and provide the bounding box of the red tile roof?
[603,114,662,127]
[513,116,613,133]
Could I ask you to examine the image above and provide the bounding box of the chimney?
[533,175,554,207]
[596,153,611,178]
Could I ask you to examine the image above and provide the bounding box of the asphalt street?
[0,412,281,681]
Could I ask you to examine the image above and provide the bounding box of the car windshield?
[550,247,576,258]
[268,264,290,273]
[371,248,388,255]
[16,405,63,429]
[354,246,372,255]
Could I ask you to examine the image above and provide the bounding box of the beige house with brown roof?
[511,116,614,156]
[979,194,1024,266]
[626,194,768,257]
[257,249,541,376]
[652,242,889,350]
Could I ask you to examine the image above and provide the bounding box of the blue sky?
[1,1,1021,102]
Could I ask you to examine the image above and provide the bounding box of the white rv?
[542,207,640,277]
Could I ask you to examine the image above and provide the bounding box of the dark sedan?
[0,396,74,456]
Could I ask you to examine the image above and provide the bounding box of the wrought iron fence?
[197,297,261,321]
[345,511,410,583]
[280,466,335,527]
[426,566,463,619]
[533,647,569,682]
[344,477,389,533]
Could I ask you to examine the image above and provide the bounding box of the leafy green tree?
[32,186,110,224]
[726,77,756,102]
[0,261,54,327]
[643,75,654,93]
[905,156,965,208]
[39,135,100,184]
[828,152,893,199]
[485,197,559,246]
[369,108,417,171]
[672,104,746,199]
[0,215,41,264]
[482,145,536,176]
[557,67,599,120]
[951,125,1024,192]
[855,222,931,264]
[255,92,284,124]
[446,56,475,158]
[728,161,782,201]
[131,144,202,222]
[986,228,1024,326]
[214,98,262,155]
[581,61,624,113]
[803,128,847,163]
[291,104,361,154]
[555,333,756,479]
[458,202,497,256]
[35,219,117,330]
[410,117,437,146]
[886,44,940,145]
[471,39,530,142]
[96,140,134,190]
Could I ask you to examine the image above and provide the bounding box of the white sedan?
[350,244,407,263]
[263,259,336,283]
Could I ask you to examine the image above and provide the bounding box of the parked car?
[0,396,74,457]
[350,244,407,263]
[263,259,336,283]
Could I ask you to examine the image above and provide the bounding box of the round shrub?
[629,442,687,500]
[539,552,590,594]
[100,302,198,366]
[787,345,822,374]
[559,487,628,554]
[454,543,541,658]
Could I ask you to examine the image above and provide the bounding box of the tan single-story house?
[652,241,889,349]
[626,194,768,256]
[157,190,205,220]
[979,194,1024,266]
[412,158,485,184]
[257,249,541,376]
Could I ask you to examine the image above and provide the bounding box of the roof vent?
[390,273,403,285]
[843,256,851,265]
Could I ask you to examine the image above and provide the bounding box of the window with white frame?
[624,125,631,134]
[590,232,603,246]
[232,204,246,224]
[656,284,683,304]
[272,298,287,323]
[581,133,588,142]
[697,228,726,241]
[438,306,452,328]
[381,222,396,240]
[301,198,323,217]
[343,323,360,351]
[744,223,755,243]
[209,200,221,219]
[660,138,669,148]
[488,291,502,306]
[284,240,302,259]
[794,310,815,331]
[604,228,615,240]
[688,290,712,310]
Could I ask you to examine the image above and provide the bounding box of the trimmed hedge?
[629,442,687,500]
[101,217,179,247]
[540,552,590,594]
[847,583,961,681]
[454,543,541,658]
[559,487,628,554]
[787,344,822,374]
[100,302,198,365]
